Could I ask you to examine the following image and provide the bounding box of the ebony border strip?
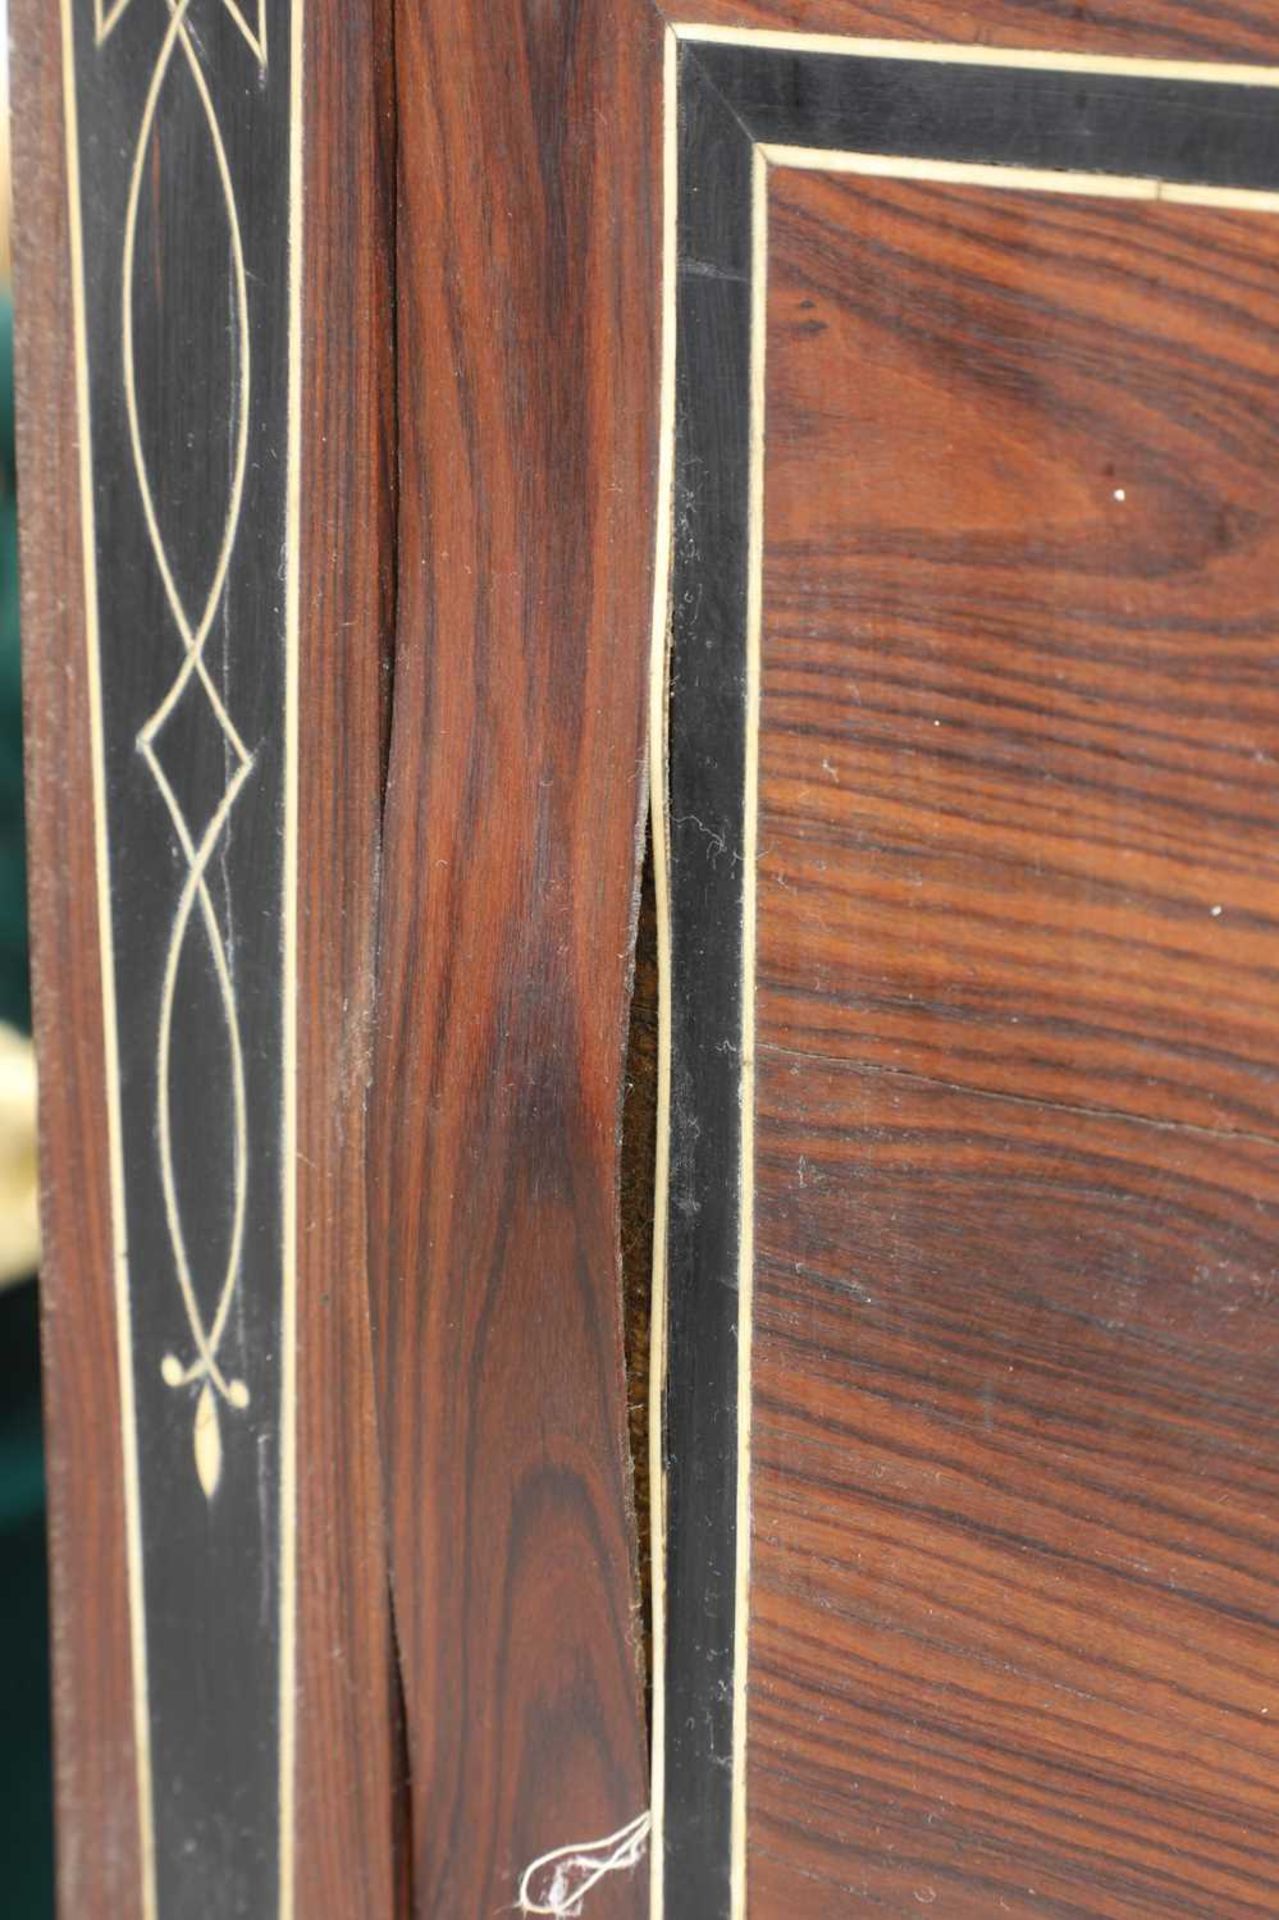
[652,30,1279,1920]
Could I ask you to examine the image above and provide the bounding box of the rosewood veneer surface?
[749,164,1279,1916]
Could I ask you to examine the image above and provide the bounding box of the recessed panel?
[750,166,1279,1915]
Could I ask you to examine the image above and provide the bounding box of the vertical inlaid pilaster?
[55,1,299,1909]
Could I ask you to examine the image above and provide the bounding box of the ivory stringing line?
[761,144,1279,211]
[728,138,767,1920]
[59,0,158,1907]
[654,25,1279,1920]
[674,23,1279,88]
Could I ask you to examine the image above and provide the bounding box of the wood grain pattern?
[753,1061,1279,1917]
[293,2,399,1912]
[368,1,658,1910]
[11,3,142,1906]
[750,164,1279,1914]
[762,174,1279,1137]
[659,1,1279,66]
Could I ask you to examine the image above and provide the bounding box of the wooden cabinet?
[13,3,1279,1916]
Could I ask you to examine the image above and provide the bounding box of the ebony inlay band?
[60,1,300,1911]
[654,29,1279,1920]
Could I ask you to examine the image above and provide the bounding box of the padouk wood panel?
[749,166,1279,1914]
[367,1,658,1912]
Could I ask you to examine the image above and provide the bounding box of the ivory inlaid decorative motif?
[119,0,265,1502]
[96,0,267,59]
[61,0,299,1909]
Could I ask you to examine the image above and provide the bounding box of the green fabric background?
[0,290,54,1918]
